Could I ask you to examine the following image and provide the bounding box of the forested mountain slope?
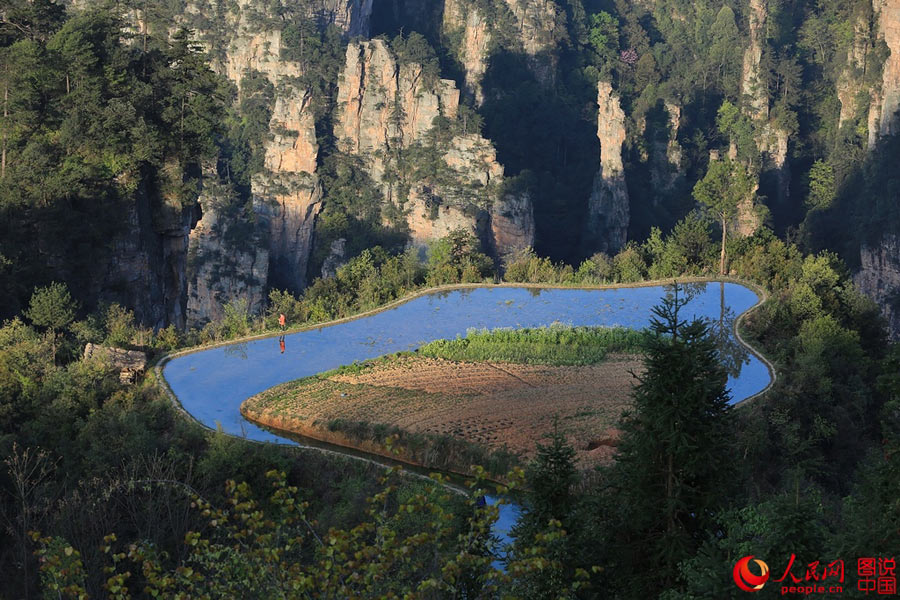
[2,0,899,336]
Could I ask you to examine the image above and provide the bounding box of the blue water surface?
[162,282,771,561]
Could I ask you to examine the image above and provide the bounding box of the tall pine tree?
[508,426,583,600]
[605,284,735,597]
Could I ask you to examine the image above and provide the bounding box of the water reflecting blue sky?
[164,282,770,445]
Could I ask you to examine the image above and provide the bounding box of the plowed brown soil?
[243,355,641,470]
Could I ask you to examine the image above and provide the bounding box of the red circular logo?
[733,556,770,592]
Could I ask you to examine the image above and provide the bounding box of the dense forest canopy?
[0,0,899,597]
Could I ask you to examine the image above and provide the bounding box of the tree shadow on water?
[707,281,749,379]
[662,281,749,378]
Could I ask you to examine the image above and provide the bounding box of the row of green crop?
[418,325,648,366]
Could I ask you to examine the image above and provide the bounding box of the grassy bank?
[324,418,520,479]
[418,325,648,366]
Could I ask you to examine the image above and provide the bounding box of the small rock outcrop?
[83,343,149,384]
[405,195,488,250]
[583,81,629,255]
[647,101,683,195]
[321,238,348,279]
[490,191,535,257]
[854,234,900,339]
[664,101,683,170]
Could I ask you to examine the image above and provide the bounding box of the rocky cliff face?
[317,0,374,37]
[835,0,900,338]
[334,39,534,257]
[873,0,900,140]
[442,0,491,104]
[441,0,566,102]
[740,0,790,210]
[741,0,769,120]
[98,166,198,330]
[254,173,323,297]
[490,191,535,257]
[837,10,877,129]
[186,178,269,327]
[583,81,629,255]
[65,0,373,327]
[835,0,897,146]
[499,0,565,85]
[645,101,683,195]
[334,39,460,182]
[183,1,326,323]
[854,234,900,340]
[664,102,683,170]
[869,0,900,338]
[183,7,534,324]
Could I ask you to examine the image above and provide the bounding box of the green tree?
[0,0,65,44]
[834,347,900,558]
[661,495,829,600]
[715,100,756,162]
[0,39,43,184]
[605,285,734,596]
[221,298,250,339]
[508,427,584,599]
[159,27,226,168]
[708,6,742,93]
[692,158,754,274]
[612,241,647,282]
[589,11,620,75]
[426,228,493,286]
[390,31,440,85]
[806,159,836,210]
[103,304,136,348]
[523,427,578,528]
[25,282,76,360]
[512,424,586,600]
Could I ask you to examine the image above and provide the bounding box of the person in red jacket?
[279,313,286,331]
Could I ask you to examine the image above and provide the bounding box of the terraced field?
[241,354,642,470]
